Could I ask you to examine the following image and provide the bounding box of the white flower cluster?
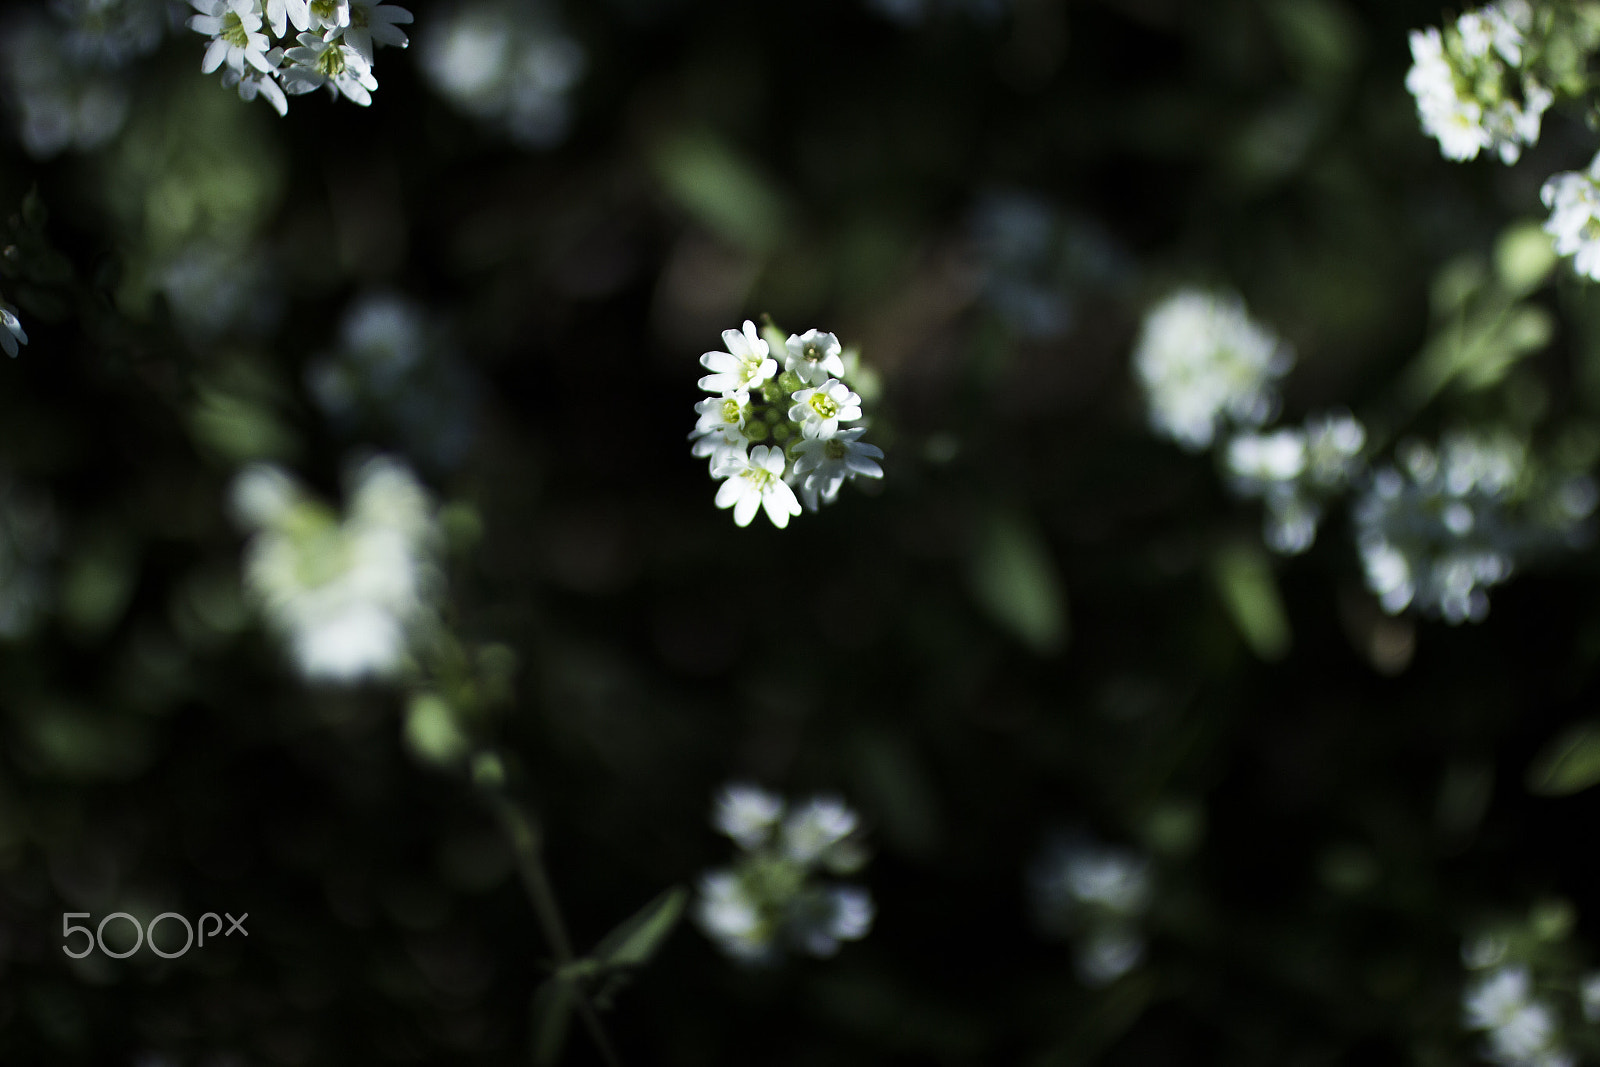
[1406,1,1551,165]
[694,785,874,965]
[1133,289,1292,452]
[690,321,884,529]
[1030,836,1154,988]
[419,0,584,149]
[184,0,413,116]
[1225,411,1367,555]
[230,455,442,683]
[1353,432,1594,624]
[1,304,28,358]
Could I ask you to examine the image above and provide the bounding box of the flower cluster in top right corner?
[689,320,885,530]
[1404,1,1600,282]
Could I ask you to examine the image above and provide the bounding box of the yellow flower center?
[809,393,839,420]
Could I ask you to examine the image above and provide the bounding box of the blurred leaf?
[1211,543,1290,662]
[190,388,298,463]
[404,693,472,767]
[1265,0,1362,92]
[968,509,1068,655]
[1495,221,1558,299]
[592,886,687,970]
[1526,720,1600,795]
[1430,256,1487,319]
[60,538,139,638]
[529,977,573,1066]
[650,132,790,255]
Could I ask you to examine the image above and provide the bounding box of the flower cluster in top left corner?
[186,0,413,116]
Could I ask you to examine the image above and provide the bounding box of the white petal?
[714,478,743,509]
[733,492,759,527]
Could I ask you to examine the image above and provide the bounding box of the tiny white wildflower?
[788,378,863,440]
[789,885,875,957]
[698,319,777,396]
[713,784,785,850]
[1543,156,1600,281]
[303,0,350,31]
[712,445,802,529]
[188,0,274,76]
[261,0,310,37]
[783,329,846,387]
[789,427,884,511]
[694,870,772,964]
[0,308,28,358]
[688,393,751,470]
[282,31,376,104]
[222,54,289,116]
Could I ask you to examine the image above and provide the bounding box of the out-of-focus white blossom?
[712,445,802,530]
[231,456,442,683]
[1542,155,1600,281]
[420,0,584,148]
[1031,835,1154,988]
[1223,413,1368,555]
[1406,3,1550,165]
[1134,289,1292,451]
[1462,965,1576,1067]
[789,427,884,512]
[699,320,777,396]
[1580,972,1600,1023]
[695,787,874,965]
[1353,432,1593,624]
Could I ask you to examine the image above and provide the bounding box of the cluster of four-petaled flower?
[689,320,884,529]
[185,0,412,115]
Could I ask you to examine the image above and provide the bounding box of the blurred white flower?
[695,787,873,965]
[1075,925,1146,988]
[713,784,784,850]
[232,456,441,684]
[783,330,846,387]
[420,0,585,148]
[1581,972,1600,1023]
[1134,289,1291,451]
[1031,834,1155,988]
[1406,5,1549,165]
[1462,965,1573,1067]
[1542,156,1600,281]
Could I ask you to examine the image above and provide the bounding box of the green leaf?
[592,886,688,970]
[1495,221,1558,299]
[528,977,573,1066]
[1526,720,1600,796]
[967,509,1068,655]
[1211,543,1290,662]
[649,132,790,254]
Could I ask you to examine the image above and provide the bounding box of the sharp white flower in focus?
[783,329,846,387]
[712,445,802,529]
[699,320,777,396]
[282,32,376,104]
[788,378,863,440]
[341,0,413,64]
[790,427,884,511]
[0,308,28,358]
[188,0,275,75]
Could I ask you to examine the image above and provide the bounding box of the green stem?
[485,786,624,1067]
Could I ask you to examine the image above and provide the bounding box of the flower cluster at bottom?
[689,320,884,529]
[693,784,875,965]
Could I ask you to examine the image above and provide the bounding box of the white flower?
[780,797,859,865]
[1,308,28,358]
[222,56,289,117]
[783,329,846,387]
[1463,966,1533,1032]
[1406,27,1490,162]
[1543,156,1600,281]
[712,445,802,529]
[713,784,785,850]
[789,427,884,510]
[1226,430,1307,486]
[788,378,863,440]
[282,32,377,104]
[188,0,274,76]
[1581,972,1600,1023]
[1075,925,1145,987]
[698,320,777,396]
[1134,289,1291,450]
[1304,410,1366,488]
[688,393,751,470]
[341,0,412,64]
[694,870,772,964]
